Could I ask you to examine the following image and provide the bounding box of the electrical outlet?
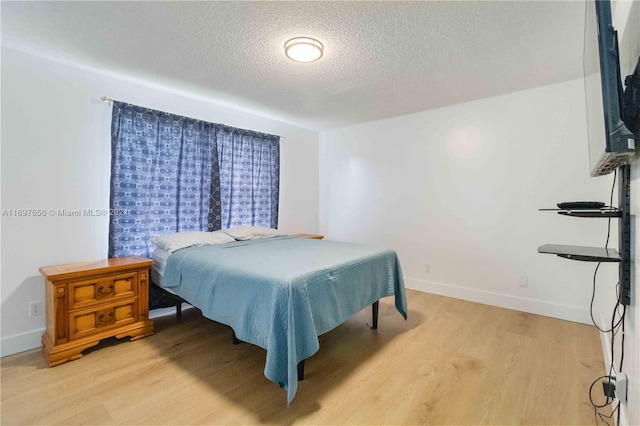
[616,373,628,403]
[29,301,43,317]
[519,275,529,288]
[424,264,431,273]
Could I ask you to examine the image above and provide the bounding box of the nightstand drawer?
[41,256,154,367]
[69,298,139,340]
[68,272,138,310]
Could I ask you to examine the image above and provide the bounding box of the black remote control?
[557,201,605,210]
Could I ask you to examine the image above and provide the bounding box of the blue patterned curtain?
[217,129,280,229]
[109,102,221,257]
[109,102,280,258]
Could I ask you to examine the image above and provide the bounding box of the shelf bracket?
[619,164,631,305]
[537,164,631,305]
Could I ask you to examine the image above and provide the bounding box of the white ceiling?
[1,1,586,131]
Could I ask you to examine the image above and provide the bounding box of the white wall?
[0,48,319,356]
[612,1,639,424]
[319,79,619,324]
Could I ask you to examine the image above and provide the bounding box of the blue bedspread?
[162,236,407,402]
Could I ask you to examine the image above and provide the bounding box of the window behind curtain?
[109,102,280,258]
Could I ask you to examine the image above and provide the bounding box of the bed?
[152,234,407,402]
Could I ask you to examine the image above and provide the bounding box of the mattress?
[150,247,177,295]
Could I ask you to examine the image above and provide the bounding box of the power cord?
[588,170,627,426]
[590,375,615,426]
[590,267,624,333]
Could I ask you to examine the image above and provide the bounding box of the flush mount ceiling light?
[284,37,324,63]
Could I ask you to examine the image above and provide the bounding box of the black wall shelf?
[558,210,622,218]
[538,244,621,262]
[537,165,631,305]
[538,208,622,218]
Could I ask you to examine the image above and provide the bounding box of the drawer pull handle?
[97,284,114,297]
[98,312,114,323]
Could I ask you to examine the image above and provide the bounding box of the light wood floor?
[1,290,605,425]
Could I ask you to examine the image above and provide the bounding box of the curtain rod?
[100,96,285,140]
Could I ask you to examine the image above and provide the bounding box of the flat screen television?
[583,0,636,177]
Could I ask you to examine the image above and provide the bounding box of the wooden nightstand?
[293,234,324,240]
[40,256,154,367]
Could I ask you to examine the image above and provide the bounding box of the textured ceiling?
[1,1,586,131]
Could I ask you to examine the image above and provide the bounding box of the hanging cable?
[589,169,627,424]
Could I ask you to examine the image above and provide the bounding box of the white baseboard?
[0,280,590,357]
[1,328,45,358]
[0,304,193,358]
[405,276,591,324]
[148,303,193,320]
[409,278,629,423]
[600,312,613,373]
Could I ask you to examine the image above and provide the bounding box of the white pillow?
[207,230,236,244]
[222,226,283,241]
[151,231,234,253]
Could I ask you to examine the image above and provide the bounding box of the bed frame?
[157,282,381,382]
[230,301,380,380]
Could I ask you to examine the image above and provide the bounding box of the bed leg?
[297,360,305,381]
[176,301,182,318]
[371,301,379,329]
